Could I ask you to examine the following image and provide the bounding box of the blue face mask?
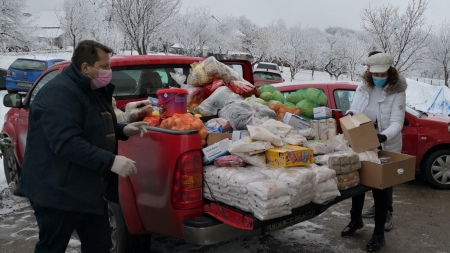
[372,76,388,87]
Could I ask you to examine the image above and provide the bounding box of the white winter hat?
[367,53,394,73]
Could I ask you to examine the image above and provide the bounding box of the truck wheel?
[3,147,22,196]
[108,201,152,253]
[423,149,450,190]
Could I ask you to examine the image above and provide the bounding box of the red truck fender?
[118,177,146,234]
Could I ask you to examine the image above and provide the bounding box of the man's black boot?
[365,232,385,252]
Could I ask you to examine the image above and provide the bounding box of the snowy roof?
[33,28,65,38]
[32,11,64,28]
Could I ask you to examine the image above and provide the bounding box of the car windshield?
[10,59,46,71]
[253,71,282,81]
[256,63,278,71]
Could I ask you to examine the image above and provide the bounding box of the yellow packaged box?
[266,145,314,167]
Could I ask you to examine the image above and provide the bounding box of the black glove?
[377,134,387,143]
[345,111,354,116]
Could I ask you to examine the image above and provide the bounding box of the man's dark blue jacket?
[21,63,127,214]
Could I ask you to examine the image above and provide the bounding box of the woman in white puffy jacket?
[340,53,406,252]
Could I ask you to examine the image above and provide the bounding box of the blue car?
[5,58,66,93]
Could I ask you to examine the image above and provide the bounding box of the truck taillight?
[6,70,11,76]
[172,151,203,209]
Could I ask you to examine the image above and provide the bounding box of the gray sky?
[25,0,449,31]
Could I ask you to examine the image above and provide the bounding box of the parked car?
[1,55,370,252]
[254,62,282,73]
[273,81,450,190]
[253,68,284,87]
[5,58,66,93]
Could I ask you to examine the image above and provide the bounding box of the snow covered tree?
[0,0,30,52]
[343,34,371,81]
[105,0,181,55]
[361,0,432,72]
[428,21,450,87]
[322,33,348,80]
[302,28,326,80]
[277,24,309,82]
[59,0,92,48]
[240,24,272,65]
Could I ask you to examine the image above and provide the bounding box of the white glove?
[111,155,137,178]
[123,122,149,137]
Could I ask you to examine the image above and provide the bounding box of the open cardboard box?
[340,114,380,153]
[360,151,416,189]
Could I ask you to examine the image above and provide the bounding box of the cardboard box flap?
[340,114,372,129]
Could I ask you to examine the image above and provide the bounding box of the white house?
[31,11,65,47]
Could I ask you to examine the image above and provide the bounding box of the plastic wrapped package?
[337,171,359,182]
[218,100,254,130]
[169,72,187,86]
[312,190,341,204]
[246,179,291,201]
[249,167,287,179]
[259,119,293,137]
[252,209,292,221]
[268,104,301,121]
[305,141,333,155]
[229,196,251,212]
[278,168,316,189]
[314,152,360,174]
[290,195,312,208]
[228,170,269,188]
[316,178,339,193]
[319,119,328,141]
[229,185,248,194]
[248,195,291,209]
[228,189,248,199]
[203,165,219,180]
[253,104,277,120]
[282,130,307,146]
[232,153,266,167]
[195,86,244,116]
[227,80,257,97]
[214,155,246,167]
[205,118,232,133]
[247,125,283,146]
[298,128,316,140]
[326,134,351,152]
[337,178,360,190]
[203,79,226,97]
[311,120,320,141]
[208,184,229,194]
[185,85,207,112]
[380,156,392,164]
[249,201,291,216]
[311,166,337,184]
[187,56,245,86]
[289,183,314,197]
[327,118,337,139]
[358,150,381,164]
[125,100,153,122]
[229,137,273,154]
[211,167,239,186]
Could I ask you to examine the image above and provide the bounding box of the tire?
[108,201,152,253]
[3,146,22,196]
[422,149,450,190]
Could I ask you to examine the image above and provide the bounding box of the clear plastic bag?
[195,86,244,116]
[187,56,244,86]
[289,183,314,197]
[305,141,333,155]
[232,152,267,167]
[282,130,307,146]
[316,178,339,193]
[203,165,219,181]
[290,195,312,208]
[326,134,351,152]
[211,167,239,185]
[314,152,360,174]
[337,178,360,190]
[228,170,269,188]
[214,155,245,167]
[278,168,316,189]
[249,166,287,179]
[170,72,186,86]
[249,200,291,216]
[310,165,337,184]
[229,137,273,154]
[185,85,207,112]
[228,185,248,194]
[358,150,381,164]
[298,128,316,140]
[336,171,359,182]
[248,195,291,209]
[247,125,283,146]
[218,100,254,130]
[246,179,290,200]
[259,119,293,137]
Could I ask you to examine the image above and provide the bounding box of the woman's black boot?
[365,232,385,252]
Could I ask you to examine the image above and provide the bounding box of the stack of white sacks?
[203,164,342,220]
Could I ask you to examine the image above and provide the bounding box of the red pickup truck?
[1,55,371,252]
[274,81,450,190]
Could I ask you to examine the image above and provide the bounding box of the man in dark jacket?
[21,40,148,253]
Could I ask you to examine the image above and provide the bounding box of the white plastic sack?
[247,125,283,146]
[311,166,337,184]
[298,128,316,140]
[232,153,267,167]
[305,141,333,155]
[218,100,254,130]
[278,168,316,189]
[195,86,244,116]
[290,195,312,208]
[316,178,339,193]
[203,165,219,180]
[249,201,291,216]
[312,190,341,204]
[289,183,314,197]
[230,196,251,212]
[228,189,248,199]
[252,209,292,221]
[259,119,293,138]
[228,185,248,194]
[358,150,381,164]
[211,167,239,185]
[246,179,290,201]
[282,130,308,146]
[228,170,269,188]
[207,184,229,194]
[228,137,273,154]
[326,134,351,152]
[249,166,287,179]
[248,195,291,209]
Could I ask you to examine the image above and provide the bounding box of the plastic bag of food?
[259,119,293,138]
[143,115,160,127]
[187,56,244,86]
[203,79,226,97]
[232,152,266,167]
[230,196,251,212]
[290,195,312,208]
[318,119,328,141]
[336,171,359,182]
[248,195,290,209]
[160,113,208,146]
[228,170,269,188]
[214,155,245,167]
[205,118,232,133]
[282,130,307,146]
[248,166,286,179]
[125,100,153,122]
[249,200,291,216]
[298,128,316,140]
[229,185,248,194]
[316,178,339,193]
[229,137,273,154]
[184,85,207,112]
[211,167,240,186]
[170,72,186,86]
[289,183,314,197]
[312,190,340,204]
[112,97,126,123]
[327,118,337,139]
[253,104,277,120]
[246,179,290,200]
[305,141,333,155]
[228,189,248,200]
[247,125,283,146]
[194,86,244,116]
[268,104,301,121]
[326,134,351,152]
[278,168,316,189]
[218,100,254,130]
[337,178,360,190]
[358,150,381,164]
[207,184,229,194]
[227,80,257,97]
[252,209,292,221]
[203,165,219,181]
[310,165,337,184]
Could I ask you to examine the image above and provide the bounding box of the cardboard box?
[231,131,250,142]
[339,114,380,153]
[266,145,314,167]
[282,112,311,130]
[206,133,232,146]
[359,151,416,189]
[202,138,231,164]
[313,107,332,119]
